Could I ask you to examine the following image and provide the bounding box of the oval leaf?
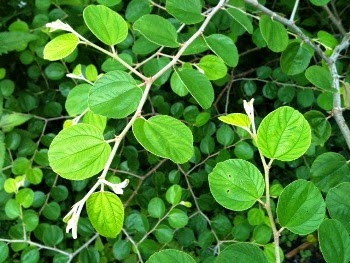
[259,15,288,52]
[83,5,128,45]
[319,219,350,263]
[44,33,79,61]
[65,84,91,116]
[89,70,142,119]
[146,249,196,263]
[132,115,193,164]
[326,182,350,233]
[305,65,336,92]
[133,15,179,48]
[205,34,239,67]
[280,42,314,75]
[208,159,265,211]
[310,0,330,6]
[174,68,214,109]
[218,113,251,131]
[198,55,227,80]
[277,179,326,235]
[226,8,253,34]
[87,191,124,238]
[310,152,350,192]
[304,110,332,145]
[257,106,311,161]
[165,0,203,25]
[48,124,111,180]
[216,243,268,263]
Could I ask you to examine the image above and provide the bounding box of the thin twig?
[289,0,299,22]
[322,4,346,35]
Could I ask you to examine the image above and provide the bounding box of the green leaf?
[257,106,311,161]
[310,0,330,6]
[16,188,34,208]
[216,124,235,146]
[0,241,9,263]
[143,57,172,86]
[277,179,326,235]
[305,65,336,92]
[43,225,64,246]
[126,0,153,23]
[310,152,350,192]
[113,240,131,261]
[174,68,214,109]
[88,70,142,119]
[319,219,350,263]
[259,15,288,52]
[0,32,37,55]
[226,8,253,34]
[83,5,128,45]
[166,184,182,205]
[218,113,251,131]
[0,112,32,132]
[304,110,332,145]
[198,55,227,80]
[165,0,203,25]
[86,191,124,238]
[148,197,166,218]
[65,84,91,116]
[146,249,196,263]
[209,159,265,211]
[132,115,193,164]
[170,71,188,96]
[326,182,350,233]
[44,33,79,61]
[168,209,188,228]
[215,243,268,263]
[48,124,111,180]
[205,34,239,67]
[280,42,314,75]
[5,199,21,219]
[133,15,179,48]
[318,30,338,50]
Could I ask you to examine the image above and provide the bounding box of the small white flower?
[46,20,74,33]
[63,202,83,239]
[111,179,129,195]
[243,98,255,119]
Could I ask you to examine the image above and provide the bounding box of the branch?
[322,4,346,35]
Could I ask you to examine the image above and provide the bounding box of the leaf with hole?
[48,124,111,180]
[209,159,265,211]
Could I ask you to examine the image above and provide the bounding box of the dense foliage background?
[1,0,350,262]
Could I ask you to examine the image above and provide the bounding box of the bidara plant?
[2,0,350,262]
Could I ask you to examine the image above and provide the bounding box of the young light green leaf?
[89,70,142,119]
[209,159,265,211]
[319,219,350,263]
[132,115,193,164]
[257,106,311,161]
[277,179,326,235]
[280,42,314,75]
[226,8,253,34]
[83,5,128,45]
[146,249,196,263]
[216,243,268,263]
[304,110,332,146]
[174,68,214,109]
[65,84,91,116]
[48,124,111,180]
[198,55,227,80]
[259,15,288,53]
[310,0,330,6]
[218,113,251,131]
[305,65,336,92]
[205,34,239,67]
[44,33,79,61]
[133,15,179,48]
[326,182,350,233]
[165,0,203,25]
[87,191,124,238]
[310,152,350,193]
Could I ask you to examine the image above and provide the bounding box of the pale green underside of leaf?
[88,70,142,119]
[0,32,37,55]
[133,14,179,48]
[305,65,336,92]
[146,249,196,263]
[165,0,204,25]
[277,180,325,235]
[83,5,128,45]
[280,42,314,75]
[215,243,269,263]
[218,113,251,129]
[310,152,350,192]
[205,34,239,67]
[257,106,311,161]
[65,84,91,116]
[86,192,124,238]
[259,15,288,53]
[209,159,265,211]
[44,33,79,61]
[132,115,193,164]
[174,68,214,109]
[48,124,111,180]
[226,8,253,34]
[319,219,350,263]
